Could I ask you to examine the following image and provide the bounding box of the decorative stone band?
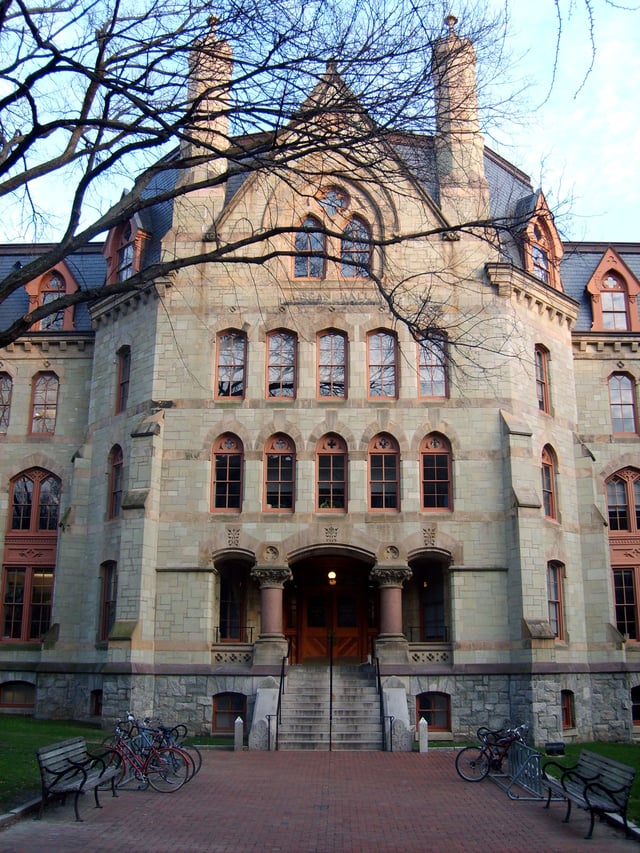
[250,565,293,588]
[370,566,412,588]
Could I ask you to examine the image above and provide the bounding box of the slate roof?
[0,243,106,334]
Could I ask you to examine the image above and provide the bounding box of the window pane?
[38,476,60,530]
[268,332,296,398]
[11,476,33,530]
[29,571,53,639]
[319,333,346,398]
[217,334,245,397]
[610,375,636,433]
[614,568,638,639]
[31,373,58,433]
[341,218,370,278]
[0,374,12,432]
[2,569,25,639]
[418,340,446,397]
[607,478,629,530]
[368,332,396,397]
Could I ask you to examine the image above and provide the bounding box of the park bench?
[542,748,636,839]
[36,736,121,821]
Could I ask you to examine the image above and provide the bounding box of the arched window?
[561,689,575,729]
[0,373,12,433]
[294,216,325,279]
[216,331,247,399]
[541,445,558,520]
[420,434,452,511]
[10,469,60,532]
[418,336,447,398]
[264,434,295,512]
[368,433,399,511]
[103,219,148,285]
[212,692,247,732]
[522,200,563,290]
[367,331,397,398]
[39,273,66,330]
[212,434,244,512]
[30,371,59,434]
[547,561,565,640]
[316,433,347,512]
[606,469,640,640]
[267,330,296,398]
[609,373,637,434]
[100,561,118,641]
[108,445,124,519]
[416,692,451,732]
[317,330,347,398]
[341,217,371,278]
[535,345,551,413]
[3,469,59,641]
[318,186,349,216]
[117,223,134,281]
[0,680,35,708]
[116,346,131,413]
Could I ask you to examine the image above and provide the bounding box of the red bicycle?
[455,723,529,782]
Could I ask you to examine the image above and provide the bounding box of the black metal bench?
[542,748,636,839]
[36,736,121,821]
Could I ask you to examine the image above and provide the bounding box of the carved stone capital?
[370,566,412,588]
[251,565,292,588]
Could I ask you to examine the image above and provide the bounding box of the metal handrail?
[274,637,291,750]
[328,631,334,752]
[373,654,386,750]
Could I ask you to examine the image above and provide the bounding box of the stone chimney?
[180,16,232,186]
[431,15,490,225]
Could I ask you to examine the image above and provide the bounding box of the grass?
[0,715,230,813]
[1,716,639,823]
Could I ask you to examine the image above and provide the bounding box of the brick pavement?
[0,749,637,852]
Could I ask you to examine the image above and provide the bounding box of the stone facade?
[1,23,639,748]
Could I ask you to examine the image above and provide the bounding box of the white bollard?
[419,717,429,753]
[234,715,244,751]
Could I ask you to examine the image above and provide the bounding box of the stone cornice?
[90,281,159,327]
[485,262,579,331]
[572,332,640,356]
[1,333,94,355]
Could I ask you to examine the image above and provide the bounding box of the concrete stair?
[276,665,383,750]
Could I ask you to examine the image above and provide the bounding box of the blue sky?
[484,1,640,243]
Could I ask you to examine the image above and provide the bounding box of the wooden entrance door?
[301,586,363,663]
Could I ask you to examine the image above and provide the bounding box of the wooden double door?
[286,559,375,664]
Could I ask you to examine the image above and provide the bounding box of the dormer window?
[586,247,640,333]
[24,264,79,332]
[520,193,563,290]
[104,219,148,285]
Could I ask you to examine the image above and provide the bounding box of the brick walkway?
[1,750,637,852]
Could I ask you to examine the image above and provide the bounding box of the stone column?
[370,566,412,663]
[250,565,292,666]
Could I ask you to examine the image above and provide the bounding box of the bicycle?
[106,720,190,792]
[455,723,529,782]
[124,713,202,779]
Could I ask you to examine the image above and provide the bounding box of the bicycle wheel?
[179,743,202,778]
[145,747,189,792]
[455,746,490,781]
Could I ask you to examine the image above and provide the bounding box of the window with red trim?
[216,331,247,399]
[212,692,246,732]
[100,561,118,641]
[587,249,640,333]
[420,434,452,511]
[368,433,399,511]
[0,373,12,433]
[416,692,450,731]
[367,331,397,398]
[607,469,640,640]
[108,445,124,519]
[30,372,59,434]
[547,561,565,640]
[541,445,557,519]
[116,346,131,413]
[418,337,447,398]
[294,216,325,279]
[341,217,371,278]
[316,433,347,512]
[609,373,637,433]
[264,434,295,512]
[212,434,243,512]
[267,330,296,398]
[535,345,550,413]
[561,690,575,729]
[318,331,347,398]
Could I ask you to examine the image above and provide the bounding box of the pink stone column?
[250,566,292,640]
[370,566,412,663]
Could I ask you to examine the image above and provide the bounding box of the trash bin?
[545,742,565,756]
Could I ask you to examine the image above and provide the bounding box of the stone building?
[1,19,639,748]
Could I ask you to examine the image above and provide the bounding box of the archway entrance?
[285,556,377,664]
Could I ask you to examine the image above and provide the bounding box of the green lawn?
[0,715,229,813]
